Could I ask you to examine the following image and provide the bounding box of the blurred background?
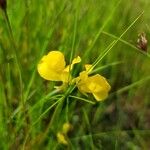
[0,0,150,149]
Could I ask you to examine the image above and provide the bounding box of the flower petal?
[72,56,81,64]
[61,56,81,82]
[85,64,93,73]
[76,71,91,94]
[76,72,111,101]
[64,56,81,72]
[88,74,111,92]
[38,61,62,81]
[57,132,68,145]
[88,74,111,101]
[37,51,66,81]
[62,122,73,134]
[45,51,66,71]
[93,91,109,101]
[61,71,70,82]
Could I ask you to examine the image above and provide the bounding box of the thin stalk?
[38,86,74,145]
[68,3,79,83]
[92,11,144,69]
[102,31,150,58]
[82,0,122,60]
[3,8,29,140]
[3,9,23,104]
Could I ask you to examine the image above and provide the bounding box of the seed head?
[137,32,148,52]
[0,0,7,10]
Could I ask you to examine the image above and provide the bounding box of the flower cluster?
[56,122,73,145]
[37,50,111,101]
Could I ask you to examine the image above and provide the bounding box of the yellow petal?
[89,74,111,92]
[37,51,66,81]
[61,56,81,82]
[77,82,91,94]
[72,56,81,64]
[88,81,102,93]
[76,71,91,94]
[79,71,88,82]
[63,65,70,72]
[62,122,73,134]
[37,60,62,81]
[76,72,111,101]
[45,51,66,71]
[64,56,81,72]
[88,74,111,101]
[85,64,93,73]
[93,91,109,101]
[57,132,68,145]
[61,71,70,82]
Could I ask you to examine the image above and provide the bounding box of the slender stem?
[3,8,28,136]
[3,9,23,104]
[4,9,16,49]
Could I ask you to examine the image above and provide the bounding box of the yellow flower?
[57,132,68,145]
[37,51,81,83]
[37,51,111,101]
[56,122,73,145]
[76,66,111,101]
[62,122,73,134]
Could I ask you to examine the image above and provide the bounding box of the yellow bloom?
[37,51,81,82]
[37,51,111,101]
[85,64,93,73]
[62,122,73,134]
[76,67,111,101]
[57,132,68,145]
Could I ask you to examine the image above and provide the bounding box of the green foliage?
[0,0,150,149]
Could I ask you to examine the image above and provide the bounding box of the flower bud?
[0,0,7,10]
[137,32,148,52]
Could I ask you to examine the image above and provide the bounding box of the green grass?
[0,0,150,149]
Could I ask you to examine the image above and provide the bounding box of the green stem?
[3,9,23,105]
